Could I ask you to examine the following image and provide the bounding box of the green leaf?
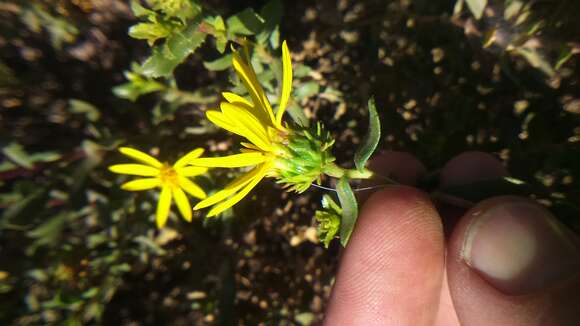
[466,0,487,19]
[286,103,309,127]
[337,177,358,246]
[257,0,282,47]
[130,0,152,17]
[354,97,381,171]
[69,99,101,122]
[226,8,265,36]
[516,47,555,77]
[129,22,172,46]
[2,143,33,169]
[113,68,165,102]
[295,81,319,99]
[203,54,233,71]
[27,212,77,251]
[141,22,206,78]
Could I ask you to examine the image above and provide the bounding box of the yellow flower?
[189,41,294,217]
[109,147,207,227]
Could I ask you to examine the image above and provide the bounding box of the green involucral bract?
[273,122,336,193]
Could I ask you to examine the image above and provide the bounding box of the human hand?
[325,152,580,325]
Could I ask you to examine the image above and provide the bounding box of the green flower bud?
[314,194,342,248]
[273,122,336,193]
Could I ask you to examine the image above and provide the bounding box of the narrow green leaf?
[286,103,309,127]
[69,99,101,122]
[2,143,33,169]
[130,0,152,17]
[203,54,233,71]
[465,0,487,19]
[337,177,358,246]
[295,81,319,99]
[226,8,265,36]
[141,22,206,78]
[257,0,282,46]
[354,97,381,171]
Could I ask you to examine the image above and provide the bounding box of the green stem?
[323,163,374,180]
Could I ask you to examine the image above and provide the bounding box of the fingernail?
[462,199,580,295]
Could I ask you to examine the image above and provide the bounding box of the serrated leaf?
[226,8,265,36]
[337,177,358,246]
[466,0,487,19]
[354,97,381,171]
[141,22,206,78]
[203,54,233,71]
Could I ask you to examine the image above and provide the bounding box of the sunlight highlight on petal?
[194,166,263,210]
[178,176,207,199]
[173,148,204,168]
[276,40,292,126]
[206,110,243,137]
[121,178,161,191]
[206,163,271,217]
[173,187,192,222]
[109,164,159,176]
[232,51,276,125]
[119,147,162,168]
[189,152,267,168]
[221,103,272,151]
[175,166,208,177]
[156,186,172,228]
[222,92,252,107]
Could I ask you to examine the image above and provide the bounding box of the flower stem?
[323,163,374,180]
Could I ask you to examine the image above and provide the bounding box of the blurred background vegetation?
[1,0,579,324]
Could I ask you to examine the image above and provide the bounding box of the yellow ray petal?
[222,92,252,107]
[173,148,204,168]
[178,176,207,199]
[194,165,263,210]
[109,164,159,176]
[189,152,267,168]
[206,110,244,137]
[276,40,293,126]
[119,147,162,168]
[221,97,272,129]
[121,178,161,191]
[232,51,276,125]
[156,186,172,228]
[206,163,271,217]
[172,187,192,222]
[240,142,261,151]
[221,103,272,151]
[175,166,208,177]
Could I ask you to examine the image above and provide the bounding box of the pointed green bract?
[354,97,381,172]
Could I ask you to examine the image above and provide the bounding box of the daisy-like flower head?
[109,147,207,228]
[189,41,336,217]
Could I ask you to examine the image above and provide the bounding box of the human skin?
[324,151,580,325]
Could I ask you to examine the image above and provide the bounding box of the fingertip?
[368,151,426,186]
[440,151,508,188]
[325,186,444,325]
[447,196,580,325]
